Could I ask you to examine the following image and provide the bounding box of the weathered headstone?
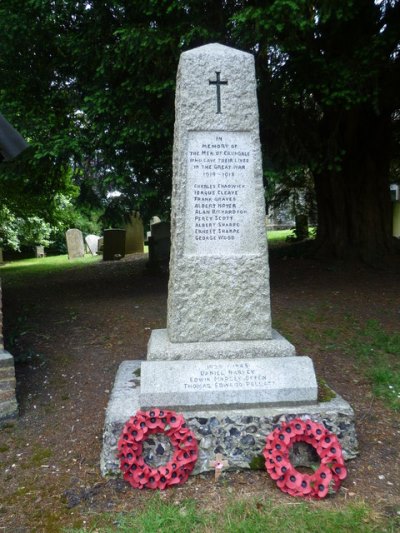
[101,44,356,475]
[125,212,144,254]
[103,229,126,261]
[35,246,45,258]
[85,234,100,256]
[295,214,309,241]
[390,184,400,237]
[66,229,85,260]
[147,221,171,270]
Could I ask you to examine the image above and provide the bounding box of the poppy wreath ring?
[263,418,347,498]
[118,409,198,489]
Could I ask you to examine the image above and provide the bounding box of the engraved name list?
[185,131,257,255]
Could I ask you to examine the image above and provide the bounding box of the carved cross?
[209,71,228,114]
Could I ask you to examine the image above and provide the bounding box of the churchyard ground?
[0,247,399,531]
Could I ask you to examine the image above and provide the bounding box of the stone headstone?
[35,246,45,258]
[150,216,161,226]
[125,212,144,254]
[147,221,171,269]
[85,234,100,256]
[102,43,356,476]
[393,203,400,238]
[103,229,126,261]
[66,229,85,260]
[295,214,309,241]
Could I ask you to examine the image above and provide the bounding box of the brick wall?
[0,280,18,422]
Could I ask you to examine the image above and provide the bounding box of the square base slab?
[101,361,358,476]
[147,328,296,361]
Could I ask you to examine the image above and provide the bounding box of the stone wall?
[0,280,18,422]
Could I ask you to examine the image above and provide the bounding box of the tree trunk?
[313,104,398,263]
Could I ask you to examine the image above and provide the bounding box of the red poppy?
[118,409,198,490]
[146,470,161,489]
[285,469,304,490]
[264,418,347,500]
[166,412,185,429]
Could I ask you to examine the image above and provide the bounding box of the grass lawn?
[267,229,294,243]
[66,495,395,532]
[0,254,102,287]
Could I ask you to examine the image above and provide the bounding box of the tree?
[0,1,398,261]
[232,0,400,261]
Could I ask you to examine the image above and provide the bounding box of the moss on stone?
[317,378,336,402]
[249,454,265,470]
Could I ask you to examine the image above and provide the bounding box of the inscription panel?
[182,360,272,391]
[139,357,318,409]
[185,131,258,255]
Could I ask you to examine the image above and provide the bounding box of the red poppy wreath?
[263,418,347,498]
[118,409,198,490]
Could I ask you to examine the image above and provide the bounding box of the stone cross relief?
[209,71,228,114]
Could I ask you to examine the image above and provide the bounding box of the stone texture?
[167,43,272,343]
[101,361,357,476]
[139,357,317,410]
[0,350,18,423]
[0,282,18,423]
[66,228,85,260]
[147,328,295,361]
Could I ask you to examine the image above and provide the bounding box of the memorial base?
[101,361,358,477]
[147,328,296,361]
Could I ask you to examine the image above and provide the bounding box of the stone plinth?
[147,328,295,361]
[101,361,357,476]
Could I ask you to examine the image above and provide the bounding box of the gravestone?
[35,246,45,258]
[125,212,144,254]
[147,221,171,270]
[103,229,126,261]
[85,234,100,256]
[295,215,309,241]
[66,229,85,260]
[101,44,356,475]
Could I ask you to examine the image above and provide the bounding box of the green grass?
[349,320,400,411]
[65,495,397,532]
[267,229,293,243]
[267,228,315,246]
[0,254,101,285]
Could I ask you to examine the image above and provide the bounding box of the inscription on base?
[185,131,257,255]
[182,361,272,391]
